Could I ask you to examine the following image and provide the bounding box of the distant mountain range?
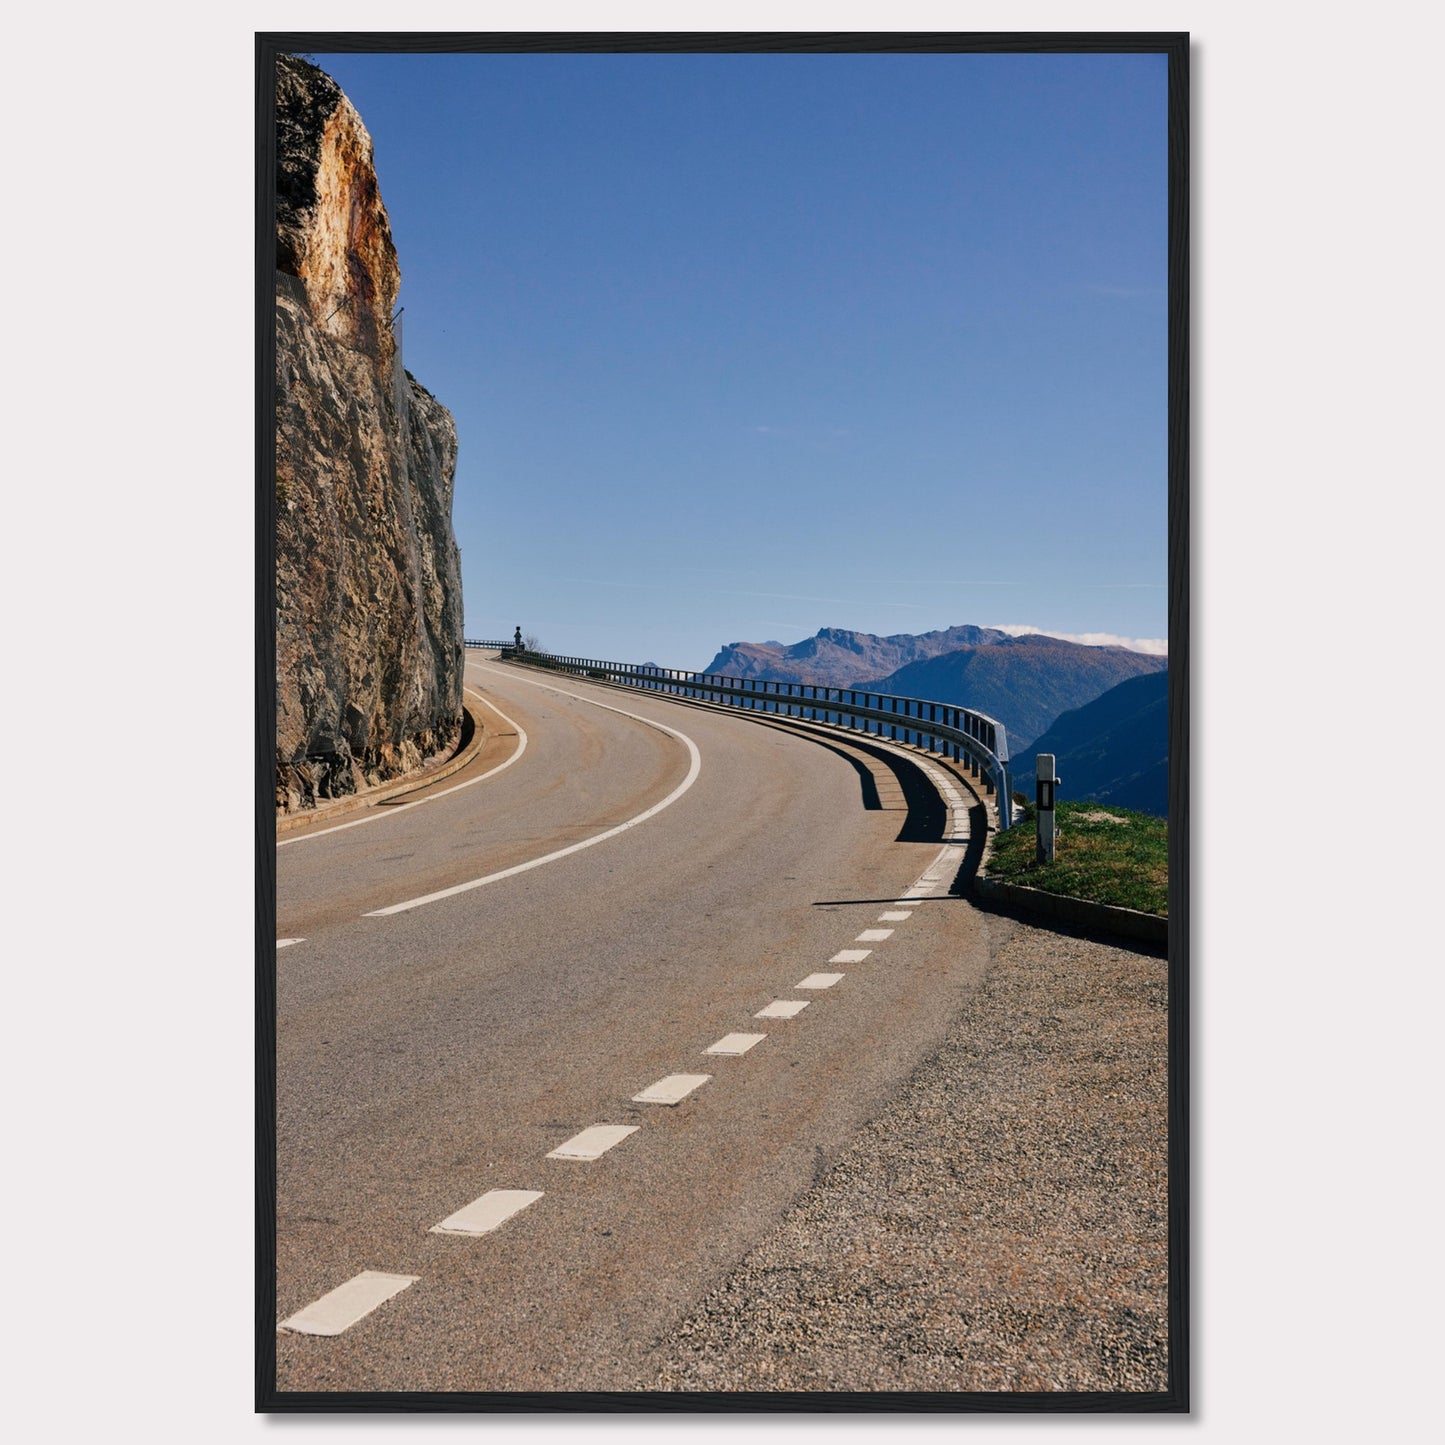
[869,634,1165,753]
[700,626,1166,753]
[703,625,1007,687]
[1010,669,1169,817]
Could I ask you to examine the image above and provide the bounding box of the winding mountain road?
[273,648,999,1392]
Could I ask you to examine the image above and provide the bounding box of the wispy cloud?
[1085,283,1164,299]
[751,424,852,442]
[728,589,852,604]
[524,576,866,608]
[991,624,1167,656]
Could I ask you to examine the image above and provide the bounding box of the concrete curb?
[972,873,1167,947]
[276,699,487,836]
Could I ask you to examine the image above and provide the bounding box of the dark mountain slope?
[868,635,1166,754]
[1009,670,1169,817]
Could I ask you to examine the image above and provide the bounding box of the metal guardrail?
[465,640,1012,826]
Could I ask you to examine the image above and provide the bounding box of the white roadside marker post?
[1036,753,1060,864]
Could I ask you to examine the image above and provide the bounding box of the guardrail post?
[1036,753,1059,864]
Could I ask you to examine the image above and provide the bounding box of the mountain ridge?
[700,625,1166,753]
[702,625,1008,687]
[867,634,1165,753]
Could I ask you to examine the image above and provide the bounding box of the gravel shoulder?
[635,914,1171,1394]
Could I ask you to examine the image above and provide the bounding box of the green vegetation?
[987,801,1168,916]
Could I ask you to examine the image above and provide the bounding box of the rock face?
[273,55,464,811]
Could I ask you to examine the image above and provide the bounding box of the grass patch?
[987,801,1168,916]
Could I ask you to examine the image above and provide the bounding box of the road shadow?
[796,734,882,812]
[948,798,991,892]
[885,749,949,843]
[812,768,991,909]
[741,715,946,842]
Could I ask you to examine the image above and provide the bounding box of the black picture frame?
[257,29,1189,1413]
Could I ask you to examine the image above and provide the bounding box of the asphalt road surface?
[273,650,999,1393]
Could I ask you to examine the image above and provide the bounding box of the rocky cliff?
[273,54,464,811]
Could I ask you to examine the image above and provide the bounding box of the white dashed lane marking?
[706,1033,766,1056]
[430,1189,543,1237]
[278,732,989,1333]
[632,1074,711,1106]
[279,1270,418,1336]
[755,999,809,1019]
[546,1125,639,1160]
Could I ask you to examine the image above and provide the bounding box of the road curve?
[275,663,692,938]
[273,650,998,1392]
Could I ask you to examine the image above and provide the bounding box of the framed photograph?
[259,30,1188,1412]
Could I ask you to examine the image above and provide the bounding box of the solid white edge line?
[277,938,304,949]
[363,671,702,916]
[277,688,528,848]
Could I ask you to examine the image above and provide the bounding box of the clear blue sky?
[310,49,1168,667]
